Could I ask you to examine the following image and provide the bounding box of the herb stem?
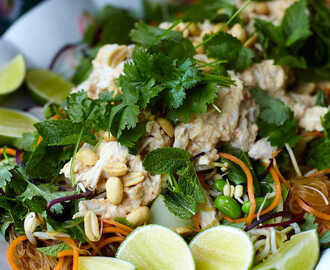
[195,0,252,49]
[149,19,183,47]
[70,127,84,186]
[197,59,228,68]
[212,103,222,113]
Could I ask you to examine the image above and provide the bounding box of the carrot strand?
[102,219,133,232]
[58,250,74,257]
[308,168,330,178]
[56,237,79,270]
[93,236,124,255]
[219,153,256,226]
[297,198,330,221]
[8,235,27,270]
[0,147,17,157]
[54,257,65,270]
[192,212,201,232]
[102,227,130,236]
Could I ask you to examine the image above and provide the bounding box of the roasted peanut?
[104,162,128,176]
[230,23,247,43]
[253,3,270,15]
[157,118,174,137]
[77,148,99,166]
[108,45,128,67]
[123,172,145,187]
[126,206,150,226]
[106,177,124,205]
[84,211,101,242]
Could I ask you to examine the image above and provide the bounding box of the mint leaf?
[251,88,291,125]
[301,213,318,231]
[163,191,198,219]
[320,231,330,248]
[37,243,71,257]
[143,147,190,174]
[204,32,255,71]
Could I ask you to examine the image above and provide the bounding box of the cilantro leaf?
[301,213,318,231]
[315,89,328,107]
[320,231,330,248]
[0,160,15,189]
[204,32,255,71]
[163,191,198,219]
[322,110,330,139]
[251,88,291,125]
[118,122,147,154]
[37,243,71,257]
[168,82,219,123]
[63,91,94,123]
[130,21,164,47]
[13,132,39,152]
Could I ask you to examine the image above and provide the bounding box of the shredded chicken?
[299,106,329,132]
[249,138,278,160]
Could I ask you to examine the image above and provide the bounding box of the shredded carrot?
[222,164,282,224]
[272,156,288,186]
[103,226,130,236]
[297,198,330,221]
[58,250,74,257]
[56,237,79,270]
[102,219,133,233]
[219,153,256,226]
[93,236,124,255]
[37,136,43,144]
[192,212,201,232]
[308,168,330,178]
[301,131,323,137]
[8,235,27,270]
[0,147,17,157]
[54,257,65,270]
[52,114,61,120]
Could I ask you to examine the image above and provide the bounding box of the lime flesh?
[253,230,319,270]
[116,225,195,270]
[78,256,136,270]
[0,108,38,145]
[189,225,254,270]
[0,55,26,96]
[26,69,73,104]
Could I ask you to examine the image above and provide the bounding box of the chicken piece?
[230,96,259,151]
[173,73,244,163]
[248,138,278,160]
[240,60,292,92]
[74,174,162,219]
[74,44,134,99]
[299,106,329,132]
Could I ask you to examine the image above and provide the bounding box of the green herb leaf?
[37,243,72,257]
[13,132,39,152]
[320,231,330,248]
[163,191,198,219]
[204,32,255,71]
[0,160,15,189]
[301,213,318,231]
[315,89,328,107]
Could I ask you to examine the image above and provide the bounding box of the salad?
[0,0,330,269]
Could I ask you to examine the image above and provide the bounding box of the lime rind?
[0,55,26,96]
[78,256,136,270]
[0,107,38,145]
[189,225,254,270]
[26,69,73,104]
[117,224,195,270]
[252,229,319,270]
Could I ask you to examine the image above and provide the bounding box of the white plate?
[0,0,328,269]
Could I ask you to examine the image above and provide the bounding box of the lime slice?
[0,55,26,96]
[26,69,73,104]
[78,256,136,270]
[150,195,194,229]
[253,230,319,270]
[0,108,38,145]
[116,225,195,270]
[189,225,254,270]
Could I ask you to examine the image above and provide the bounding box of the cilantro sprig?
[143,148,205,219]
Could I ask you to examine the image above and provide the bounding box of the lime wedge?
[78,256,136,270]
[253,230,319,270]
[116,225,195,270]
[26,69,73,104]
[189,225,254,270]
[0,108,38,145]
[0,55,26,96]
[150,195,194,229]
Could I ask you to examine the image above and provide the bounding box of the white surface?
[0,0,329,269]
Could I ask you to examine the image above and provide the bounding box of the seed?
[157,118,174,137]
[106,177,124,205]
[175,226,195,236]
[104,162,128,177]
[84,211,101,242]
[230,23,247,43]
[76,148,99,166]
[108,45,128,67]
[223,183,234,197]
[123,172,145,187]
[126,206,150,226]
[234,185,244,199]
[214,195,242,219]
